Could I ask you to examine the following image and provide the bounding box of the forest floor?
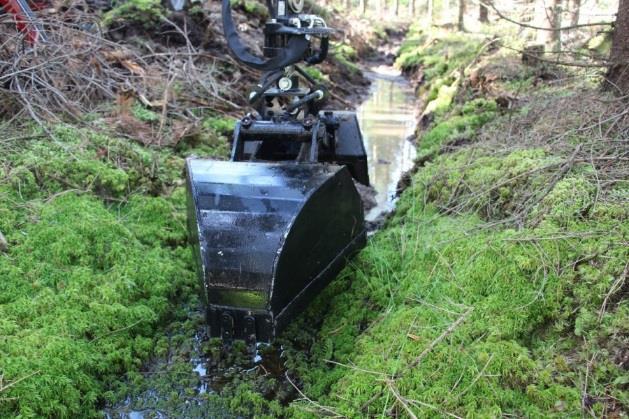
[0,3,628,419]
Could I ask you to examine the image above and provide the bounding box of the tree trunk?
[427,0,433,23]
[534,0,548,44]
[443,0,450,22]
[606,0,629,94]
[394,0,399,15]
[479,0,489,23]
[409,0,415,16]
[359,0,367,14]
[534,0,561,52]
[549,0,562,52]
[458,0,465,31]
[346,0,351,11]
[570,0,580,27]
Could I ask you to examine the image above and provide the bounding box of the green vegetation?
[1,9,627,418]
[132,104,161,123]
[418,98,497,158]
[397,26,483,83]
[231,0,269,18]
[202,116,236,136]
[332,42,361,75]
[271,28,628,417]
[103,0,165,28]
[0,124,229,417]
[302,67,329,83]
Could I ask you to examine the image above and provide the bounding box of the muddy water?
[357,67,417,221]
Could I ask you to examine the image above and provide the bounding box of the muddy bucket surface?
[186,159,366,342]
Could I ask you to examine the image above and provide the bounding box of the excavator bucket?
[186,159,366,342]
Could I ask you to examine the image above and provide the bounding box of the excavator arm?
[0,0,46,44]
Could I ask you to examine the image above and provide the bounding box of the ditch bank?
[277,25,628,417]
[104,33,423,419]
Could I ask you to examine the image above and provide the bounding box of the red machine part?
[0,0,46,44]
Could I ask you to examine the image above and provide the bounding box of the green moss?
[0,193,196,417]
[0,121,231,417]
[396,30,484,82]
[332,42,361,75]
[202,116,235,135]
[132,104,160,123]
[302,67,328,83]
[423,79,458,116]
[419,106,496,158]
[103,0,165,28]
[230,0,268,17]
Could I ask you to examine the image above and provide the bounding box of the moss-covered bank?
[0,121,230,417]
[272,26,628,417]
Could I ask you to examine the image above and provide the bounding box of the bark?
[570,0,580,27]
[534,0,548,44]
[549,0,562,52]
[427,0,433,23]
[534,0,561,52]
[458,0,465,31]
[479,0,489,23]
[394,0,399,15]
[606,0,629,94]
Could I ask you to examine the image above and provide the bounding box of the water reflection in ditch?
[357,67,418,221]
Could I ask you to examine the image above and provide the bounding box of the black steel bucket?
[186,159,366,342]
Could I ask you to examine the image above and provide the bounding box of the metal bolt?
[241,116,253,128]
[278,77,292,91]
[303,117,314,130]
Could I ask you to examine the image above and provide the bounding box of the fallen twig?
[405,307,473,372]
[598,262,628,322]
[387,381,418,419]
[0,370,40,394]
[285,372,344,418]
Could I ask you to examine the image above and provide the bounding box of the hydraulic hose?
[222,0,309,71]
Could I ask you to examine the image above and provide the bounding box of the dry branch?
[285,372,344,418]
[0,10,250,143]
[405,307,473,372]
[477,0,613,32]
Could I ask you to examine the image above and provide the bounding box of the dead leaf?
[103,50,146,76]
